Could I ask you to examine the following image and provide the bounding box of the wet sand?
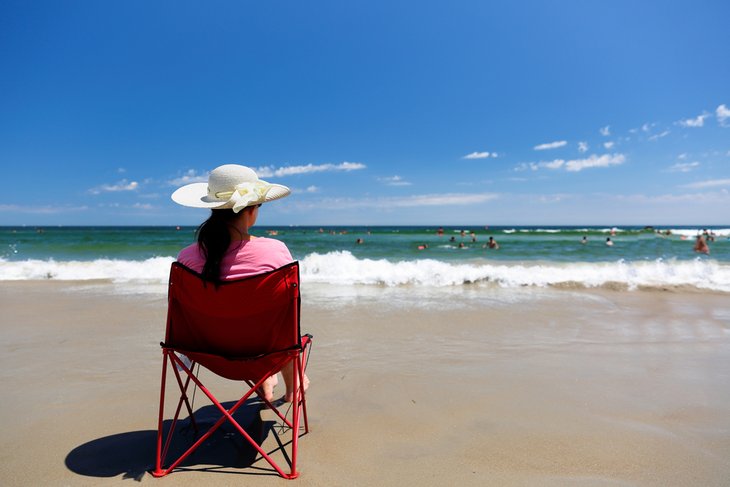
[1,281,729,486]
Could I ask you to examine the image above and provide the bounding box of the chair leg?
[152,351,169,477]
[153,348,311,479]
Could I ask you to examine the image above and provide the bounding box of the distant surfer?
[581,235,587,244]
[694,235,710,254]
[606,237,614,246]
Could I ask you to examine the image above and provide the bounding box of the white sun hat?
[171,164,290,213]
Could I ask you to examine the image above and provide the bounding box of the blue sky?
[1,0,728,226]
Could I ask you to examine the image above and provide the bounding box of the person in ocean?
[171,164,309,403]
[487,236,499,249]
[581,235,588,244]
[606,237,614,246]
[694,235,710,254]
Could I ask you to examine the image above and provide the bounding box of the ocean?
[1,225,729,293]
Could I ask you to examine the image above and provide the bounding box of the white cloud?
[387,193,497,207]
[677,112,710,128]
[600,125,611,136]
[515,159,564,171]
[306,185,320,193]
[534,140,567,151]
[167,169,208,186]
[257,162,366,177]
[565,153,626,172]
[378,175,412,186]
[716,104,730,126]
[681,178,730,189]
[578,142,588,153]
[0,204,89,214]
[641,123,652,132]
[648,130,670,141]
[89,179,139,194]
[295,193,498,210]
[542,159,565,170]
[518,153,626,173]
[668,161,700,173]
[132,203,154,210]
[603,141,615,149]
[462,151,492,159]
[613,190,730,204]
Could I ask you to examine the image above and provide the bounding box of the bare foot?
[259,374,278,402]
[285,373,309,403]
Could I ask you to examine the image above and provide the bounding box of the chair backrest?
[165,261,301,362]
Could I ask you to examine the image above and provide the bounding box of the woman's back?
[177,237,293,280]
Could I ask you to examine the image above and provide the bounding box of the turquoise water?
[1,226,729,291]
[2,225,728,263]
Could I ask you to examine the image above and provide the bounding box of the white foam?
[299,251,730,292]
[1,252,729,293]
[666,228,730,238]
[0,256,175,283]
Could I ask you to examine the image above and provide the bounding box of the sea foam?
[1,252,729,292]
[300,251,730,292]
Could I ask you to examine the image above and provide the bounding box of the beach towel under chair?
[152,261,312,479]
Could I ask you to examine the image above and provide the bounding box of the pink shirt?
[177,237,294,280]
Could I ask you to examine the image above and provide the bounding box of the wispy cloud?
[648,130,670,141]
[517,153,626,173]
[716,104,730,127]
[462,151,494,159]
[131,202,155,210]
[599,125,611,136]
[89,179,139,195]
[294,193,498,210]
[387,193,496,207]
[603,141,615,149]
[681,178,730,189]
[565,153,625,172]
[533,140,567,151]
[167,169,208,186]
[677,112,710,128]
[515,159,565,171]
[668,161,700,173]
[378,175,412,186]
[257,162,366,177]
[614,190,730,204]
[578,142,588,153]
[0,204,89,214]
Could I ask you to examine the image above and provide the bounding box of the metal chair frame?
[152,261,311,479]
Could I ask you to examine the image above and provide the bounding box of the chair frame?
[152,261,312,479]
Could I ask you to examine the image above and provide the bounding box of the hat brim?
[171,181,291,209]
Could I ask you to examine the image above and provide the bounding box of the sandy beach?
[1,281,729,486]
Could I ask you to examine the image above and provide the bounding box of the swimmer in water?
[693,235,710,254]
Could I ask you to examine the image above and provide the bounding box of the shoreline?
[1,281,729,485]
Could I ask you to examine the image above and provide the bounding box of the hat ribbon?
[214,181,271,213]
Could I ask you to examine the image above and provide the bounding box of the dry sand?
[1,281,729,486]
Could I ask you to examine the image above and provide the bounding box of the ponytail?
[196,209,241,282]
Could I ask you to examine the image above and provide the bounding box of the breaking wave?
[1,251,729,293]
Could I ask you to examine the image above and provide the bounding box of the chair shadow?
[65,400,281,481]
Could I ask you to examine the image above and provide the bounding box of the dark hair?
[196,209,242,282]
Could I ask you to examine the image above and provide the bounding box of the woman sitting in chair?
[171,164,309,402]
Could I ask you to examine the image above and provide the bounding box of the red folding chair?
[152,261,312,479]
